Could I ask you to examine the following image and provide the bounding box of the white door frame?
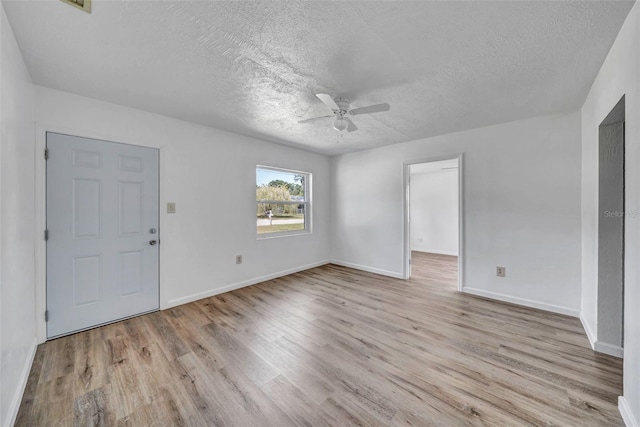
[402,153,464,291]
[34,123,166,344]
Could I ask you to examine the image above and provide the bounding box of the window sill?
[256,230,311,240]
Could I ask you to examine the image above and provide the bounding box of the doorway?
[46,132,160,338]
[404,155,462,289]
[597,96,625,356]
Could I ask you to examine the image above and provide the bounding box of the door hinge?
[44,229,49,241]
[45,310,49,322]
[409,259,412,265]
[44,148,49,160]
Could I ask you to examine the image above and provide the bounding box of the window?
[60,0,91,13]
[256,166,310,237]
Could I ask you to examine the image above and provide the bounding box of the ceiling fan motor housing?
[335,99,350,114]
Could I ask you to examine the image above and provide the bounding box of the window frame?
[256,165,312,239]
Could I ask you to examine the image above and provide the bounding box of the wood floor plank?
[176,351,255,426]
[73,328,110,395]
[74,387,115,427]
[15,251,624,426]
[260,375,334,427]
[13,345,46,424]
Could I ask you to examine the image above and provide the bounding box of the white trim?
[256,200,306,205]
[462,286,580,317]
[35,124,47,343]
[594,341,624,358]
[158,147,167,309]
[580,314,624,358]
[619,396,639,427]
[4,338,37,427]
[35,123,166,338]
[580,314,597,349]
[256,164,310,176]
[330,259,405,279]
[166,260,331,308]
[403,154,464,292]
[457,154,465,292]
[411,249,459,257]
[256,229,311,240]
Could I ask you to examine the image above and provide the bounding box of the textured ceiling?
[3,1,634,156]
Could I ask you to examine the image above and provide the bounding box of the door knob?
[149,240,158,246]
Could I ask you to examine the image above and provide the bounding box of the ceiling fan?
[299,94,390,132]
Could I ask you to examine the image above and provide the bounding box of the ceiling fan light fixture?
[334,117,349,132]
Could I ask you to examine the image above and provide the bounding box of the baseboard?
[461,287,580,317]
[594,341,624,358]
[411,249,458,257]
[329,259,405,279]
[579,315,624,358]
[165,260,331,308]
[5,337,38,427]
[619,396,639,427]
[580,314,597,349]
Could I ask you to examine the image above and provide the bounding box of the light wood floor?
[17,253,623,426]
[410,251,458,284]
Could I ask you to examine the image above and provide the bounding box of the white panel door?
[46,132,159,338]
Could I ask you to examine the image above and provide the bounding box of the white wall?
[332,111,582,316]
[409,169,458,256]
[35,85,332,313]
[0,6,36,427]
[581,2,640,425]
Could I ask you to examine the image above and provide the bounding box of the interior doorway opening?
[404,156,462,290]
[597,95,625,358]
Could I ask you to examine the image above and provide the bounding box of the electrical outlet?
[496,266,506,277]
[235,255,242,264]
[167,202,176,214]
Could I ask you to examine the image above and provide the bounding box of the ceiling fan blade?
[298,115,333,123]
[316,93,340,111]
[349,103,390,116]
[345,117,358,132]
